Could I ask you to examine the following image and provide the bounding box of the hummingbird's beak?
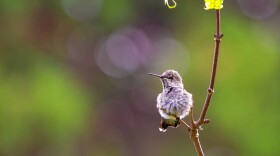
[148,73,162,78]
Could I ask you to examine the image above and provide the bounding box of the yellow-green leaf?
[164,0,177,9]
[204,0,224,10]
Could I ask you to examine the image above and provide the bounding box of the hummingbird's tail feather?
[159,117,180,132]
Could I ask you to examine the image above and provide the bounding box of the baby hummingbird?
[149,70,193,132]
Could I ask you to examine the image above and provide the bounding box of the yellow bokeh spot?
[204,0,224,10]
[164,0,177,9]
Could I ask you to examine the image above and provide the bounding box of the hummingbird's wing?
[176,89,193,119]
[156,93,162,108]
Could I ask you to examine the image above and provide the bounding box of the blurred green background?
[0,0,280,156]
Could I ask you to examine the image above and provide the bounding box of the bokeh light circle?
[237,0,278,20]
[62,0,102,21]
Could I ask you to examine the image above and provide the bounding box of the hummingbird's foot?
[174,117,180,128]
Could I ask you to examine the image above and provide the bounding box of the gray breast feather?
[156,88,193,119]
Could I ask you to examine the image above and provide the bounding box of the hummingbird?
[149,70,193,132]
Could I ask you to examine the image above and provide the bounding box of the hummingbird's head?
[149,70,183,88]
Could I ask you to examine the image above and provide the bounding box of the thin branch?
[190,128,204,156]
[190,106,195,127]
[190,107,204,156]
[180,108,204,156]
[184,10,223,156]
[196,10,223,127]
[180,119,191,132]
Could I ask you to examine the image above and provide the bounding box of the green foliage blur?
[0,0,280,156]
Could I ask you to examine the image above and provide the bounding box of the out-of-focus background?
[0,0,280,156]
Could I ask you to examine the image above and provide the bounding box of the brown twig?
[181,108,204,156]
[190,107,204,156]
[190,128,204,156]
[180,119,191,132]
[196,9,223,127]
[181,10,223,156]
